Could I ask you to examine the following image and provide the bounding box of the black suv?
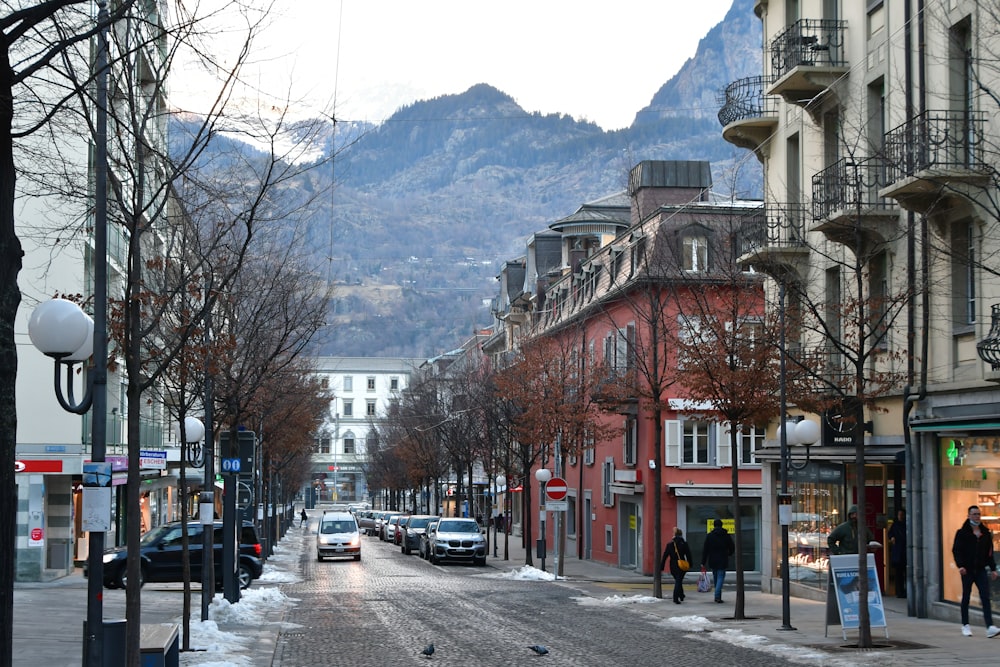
[91,520,263,590]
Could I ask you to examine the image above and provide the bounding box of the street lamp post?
[27,6,110,664]
[535,468,551,572]
[175,416,209,621]
[494,474,504,558]
[776,276,821,632]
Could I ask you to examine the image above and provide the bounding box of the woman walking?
[660,527,693,604]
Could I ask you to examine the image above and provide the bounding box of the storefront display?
[940,434,1000,607]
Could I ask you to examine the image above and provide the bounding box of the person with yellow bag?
[660,526,693,604]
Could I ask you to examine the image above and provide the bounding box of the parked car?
[400,515,436,555]
[316,511,361,561]
[356,510,376,536]
[418,520,439,560]
[383,514,404,543]
[427,517,487,565]
[393,515,412,546]
[92,520,262,590]
[377,512,402,540]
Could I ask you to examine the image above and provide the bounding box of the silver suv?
[316,511,361,561]
[427,518,486,565]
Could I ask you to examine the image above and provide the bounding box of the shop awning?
[910,419,1000,432]
[669,485,761,498]
[755,445,902,463]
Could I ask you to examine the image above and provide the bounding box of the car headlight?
[103,553,118,564]
[349,537,359,546]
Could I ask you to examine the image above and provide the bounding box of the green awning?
[911,421,1000,432]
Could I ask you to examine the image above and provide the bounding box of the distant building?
[309,357,422,505]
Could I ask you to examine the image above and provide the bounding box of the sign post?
[545,477,568,513]
[827,554,889,640]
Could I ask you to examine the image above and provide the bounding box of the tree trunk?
[731,426,746,619]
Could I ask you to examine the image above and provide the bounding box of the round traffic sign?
[545,476,568,501]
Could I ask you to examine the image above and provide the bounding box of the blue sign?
[221,457,241,473]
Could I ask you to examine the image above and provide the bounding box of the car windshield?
[139,525,173,547]
[408,517,432,529]
[321,521,354,534]
[437,520,479,533]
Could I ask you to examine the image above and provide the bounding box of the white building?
[310,357,422,505]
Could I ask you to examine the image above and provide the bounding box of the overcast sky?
[174,0,734,131]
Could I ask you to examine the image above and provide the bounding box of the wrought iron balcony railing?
[811,157,896,220]
[737,204,809,257]
[883,110,989,183]
[978,303,1000,370]
[770,19,847,79]
[717,75,778,127]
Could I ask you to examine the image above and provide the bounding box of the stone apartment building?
[719,0,1000,622]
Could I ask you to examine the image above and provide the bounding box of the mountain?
[215,0,763,359]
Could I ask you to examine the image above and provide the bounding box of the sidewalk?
[484,531,991,666]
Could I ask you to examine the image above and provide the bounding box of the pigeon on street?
[528,644,549,655]
[421,643,435,658]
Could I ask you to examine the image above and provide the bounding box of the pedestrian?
[951,505,1000,638]
[701,518,735,603]
[827,505,874,554]
[300,508,308,528]
[888,508,907,598]
[660,527,692,604]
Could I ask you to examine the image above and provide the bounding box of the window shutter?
[665,420,681,466]
[717,422,732,467]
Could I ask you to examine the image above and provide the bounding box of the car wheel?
[317,553,323,562]
[429,551,438,565]
[237,564,253,590]
[117,564,144,589]
[474,557,487,566]
[354,554,361,562]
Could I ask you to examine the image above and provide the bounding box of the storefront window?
[779,462,845,589]
[685,502,761,571]
[940,434,1000,609]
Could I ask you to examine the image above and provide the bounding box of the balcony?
[881,110,993,214]
[767,19,848,105]
[736,204,811,278]
[811,157,900,247]
[718,76,778,161]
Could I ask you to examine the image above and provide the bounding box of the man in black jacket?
[951,505,1000,638]
[701,519,735,603]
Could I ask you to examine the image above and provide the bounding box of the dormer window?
[683,234,709,272]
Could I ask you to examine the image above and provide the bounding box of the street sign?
[545,500,568,512]
[545,476,568,501]
[221,457,241,474]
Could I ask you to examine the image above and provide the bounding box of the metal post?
[83,3,110,664]
[538,480,547,573]
[778,279,795,632]
[222,430,239,602]
[201,308,215,621]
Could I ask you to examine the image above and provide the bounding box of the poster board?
[827,554,889,640]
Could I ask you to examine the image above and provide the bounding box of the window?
[623,417,637,466]
[342,400,353,417]
[320,377,329,389]
[870,251,889,349]
[343,375,353,392]
[952,221,976,329]
[583,430,595,465]
[366,399,377,416]
[366,376,376,391]
[390,376,399,391]
[602,458,614,506]
[682,235,708,272]
[316,436,330,454]
[343,433,355,454]
[683,421,712,464]
[738,426,765,465]
[664,419,731,467]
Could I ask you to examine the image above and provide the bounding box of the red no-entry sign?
[545,477,568,501]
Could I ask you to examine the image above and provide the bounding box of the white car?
[427,518,486,565]
[316,511,361,561]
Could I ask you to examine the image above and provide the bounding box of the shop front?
[759,447,905,600]
[934,430,1000,611]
